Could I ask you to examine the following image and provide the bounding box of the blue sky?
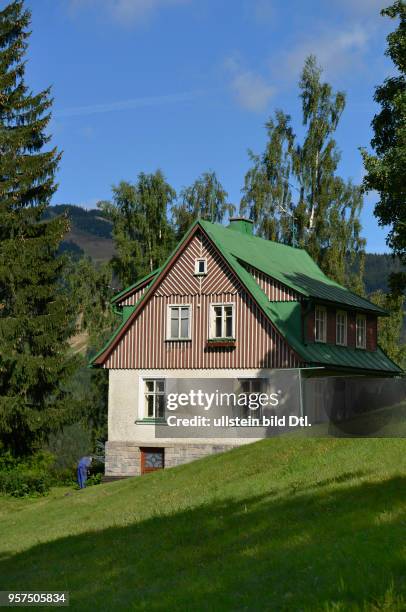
[22,0,396,252]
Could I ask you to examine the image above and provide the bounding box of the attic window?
[195,258,207,276]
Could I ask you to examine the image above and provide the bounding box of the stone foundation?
[105,441,236,477]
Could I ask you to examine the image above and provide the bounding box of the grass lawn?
[0,438,405,611]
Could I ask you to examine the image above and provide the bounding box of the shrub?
[0,451,54,497]
[86,472,102,486]
[0,470,49,497]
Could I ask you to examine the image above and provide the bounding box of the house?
[91,218,402,477]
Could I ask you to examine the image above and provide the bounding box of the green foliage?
[0,471,48,497]
[65,255,115,344]
[46,422,93,472]
[85,472,102,487]
[0,1,80,456]
[65,363,109,446]
[172,171,234,238]
[0,450,53,496]
[362,2,406,289]
[370,290,406,366]
[61,253,114,446]
[99,170,176,286]
[241,111,295,241]
[241,56,365,290]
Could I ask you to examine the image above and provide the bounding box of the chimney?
[228,217,254,235]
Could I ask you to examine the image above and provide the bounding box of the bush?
[0,470,49,497]
[0,451,54,497]
[86,472,102,486]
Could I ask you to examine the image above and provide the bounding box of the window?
[167,305,191,340]
[210,304,235,339]
[144,380,165,419]
[194,258,207,275]
[356,314,366,349]
[141,448,164,474]
[239,379,263,420]
[315,306,327,343]
[336,310,347,346]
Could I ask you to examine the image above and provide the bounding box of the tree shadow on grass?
[1,476,405,611]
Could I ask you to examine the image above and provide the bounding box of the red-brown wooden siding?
[366,315,377,351]
[117,285,149,307]
[306,305,377,351]
[104,231,301,369]
[246,265,301,301]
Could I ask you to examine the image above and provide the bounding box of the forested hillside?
[45,205,115,264]
[51,204,405,296]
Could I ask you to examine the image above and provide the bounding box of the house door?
[140,447,165,475]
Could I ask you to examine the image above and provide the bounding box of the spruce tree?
[0,1,78,456]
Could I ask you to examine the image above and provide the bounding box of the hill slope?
[0,438,405,610]
[46,204,115,265]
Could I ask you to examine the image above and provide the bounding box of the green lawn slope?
[0,438,405,611]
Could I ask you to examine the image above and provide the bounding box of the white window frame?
[336,310,347,346]
[194,258,207,276]
[356,314,366,349]
[143,379,165,420]
[314,305,327,343]
[166,304,192,340]
[209,303,235,339]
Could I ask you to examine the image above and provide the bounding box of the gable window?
[356,314,366,349]
[167,305,191,340]
[315,306,327,343]
[194,258,207,275]
[336,310,347,346]
[144,380,165,419]
[210,304,235,339]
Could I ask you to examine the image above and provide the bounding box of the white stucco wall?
[108,368,277,445]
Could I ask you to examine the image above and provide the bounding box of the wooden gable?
[103,228,301,369]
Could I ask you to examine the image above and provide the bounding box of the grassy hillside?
[0,438,405,611]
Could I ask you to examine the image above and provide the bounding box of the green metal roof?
[199,219,386,314]
[91,219,402,374]
[264,302,402,374]
[208,242,401,374]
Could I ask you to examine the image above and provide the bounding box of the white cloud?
[225,58,274,112]
[54,90,204,118]
[69,0,190,25]
[281,25,370,81]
